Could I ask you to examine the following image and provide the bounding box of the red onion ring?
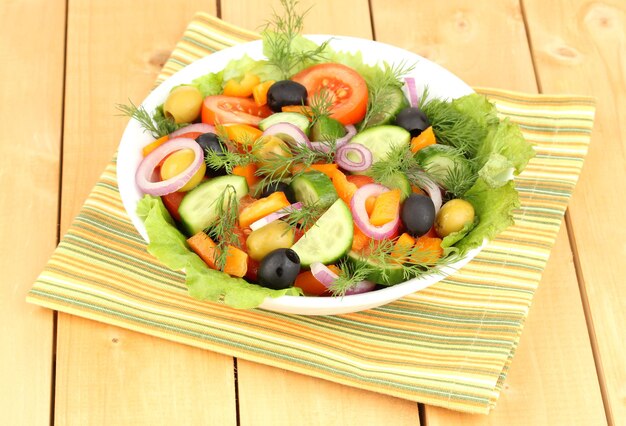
[309,124,357,152]
[415,171,443,213]
[262,123,311,148]
[135,137,203,196]
[249,202,303,231]
[169,123,215,138]
[335,124,357,148]
[404,77,419,108]
[310,262,376,295]
[350,184,400,240]
[336,143,373,172]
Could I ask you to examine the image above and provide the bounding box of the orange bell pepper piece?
[391,233,416,262]
[331,170,358,205]
[223,72,261,98]
[233,163,261,188]
[412,236,443,264]
[238,191,291,229]
[410,126,436,153]
[369,189,401,226]
[142,135,169,157]
[223,124,263,151]
[252,80,275,106]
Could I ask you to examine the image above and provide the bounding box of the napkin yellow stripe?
[27,12,594,414]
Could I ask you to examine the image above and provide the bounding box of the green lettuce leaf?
[476,117,536,175]
[478,152,515,188]
[192,72,223,98]
[454,179,520,253]
[137,195,302,309]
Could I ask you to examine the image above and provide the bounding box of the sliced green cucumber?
[414,144,472,187]
[289,171,338,208]
[347,250,405,285]
[291,199,353,267]
[349,125,411,164]
[259,112,310,134]
[365,86,409,128]
[310,116,346,141]
[178,175,248,236]
[380,172,411,200]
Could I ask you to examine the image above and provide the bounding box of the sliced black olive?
[257,248,301,290]
[267,80,308,112]
[195,132,226,176]
[401,194,436,237]
[395,107,430,137]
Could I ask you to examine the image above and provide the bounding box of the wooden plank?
[522,0,626,423]
[0,0,65,424]
[56,2,237,425]
[221,1,421,424]
[371,0,607,423]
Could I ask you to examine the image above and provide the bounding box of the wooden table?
[2,0,623,424]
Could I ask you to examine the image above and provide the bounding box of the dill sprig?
[308,87,334,124]
[253,139,335,191]
[441,160,478,199]
[262,0,330,79]
[116,101,181,138]
[330,237,458,296]
[280,201,327,233]
[420,94,485,157]
[203,185,241,270]
[367,143,416,184]
[359,61,416,130]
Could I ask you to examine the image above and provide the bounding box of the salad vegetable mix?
[122,1,534,308]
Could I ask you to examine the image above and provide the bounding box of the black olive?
[259,182,297,203]
[257,248,301,290]
[195,132,226,177]
[401,194,436,237]
[267,80,308,112]
[395,107,430,137]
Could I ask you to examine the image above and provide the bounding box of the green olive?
[246,220,295,261]
[254,136,292,174]
[163,85,203,123]
[434,199,475,237]
[160,149,206,192]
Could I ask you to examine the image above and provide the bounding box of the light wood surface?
[0,0,64,424]
[1,0,623,425]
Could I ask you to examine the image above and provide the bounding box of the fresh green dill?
[420,94,485,157]
[262,0,330,79]
[329,259,374,297]
[441,160,478,199]
[280,201,327,233]
[116,101,181,138]
[203,185,241,270]
[359,61,416,131]
[253,138,335,191]
[307,87,334,124]
[367,142,416,185]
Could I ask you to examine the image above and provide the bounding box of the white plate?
[117,35,482,315]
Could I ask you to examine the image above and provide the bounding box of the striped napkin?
[27,13,595,414]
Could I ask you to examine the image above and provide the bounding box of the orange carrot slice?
[412,236,443,264]
[187,232,248,277]
[391,233,416,261]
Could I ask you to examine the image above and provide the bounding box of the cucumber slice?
[310,116,346,141]
[347,250,406,285]
[291,199,353,267]
[349,125,411,164]
[365,86,409,128]
[178,175,249,236]
[259,112,310,134]
[289,171,338,208]
[380,172,411,200]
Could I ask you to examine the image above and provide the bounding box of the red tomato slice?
[291,63,368,125]
[201,95,271,126]
[161,191,186,222]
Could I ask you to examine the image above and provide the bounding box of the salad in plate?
[121,1,534,310]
